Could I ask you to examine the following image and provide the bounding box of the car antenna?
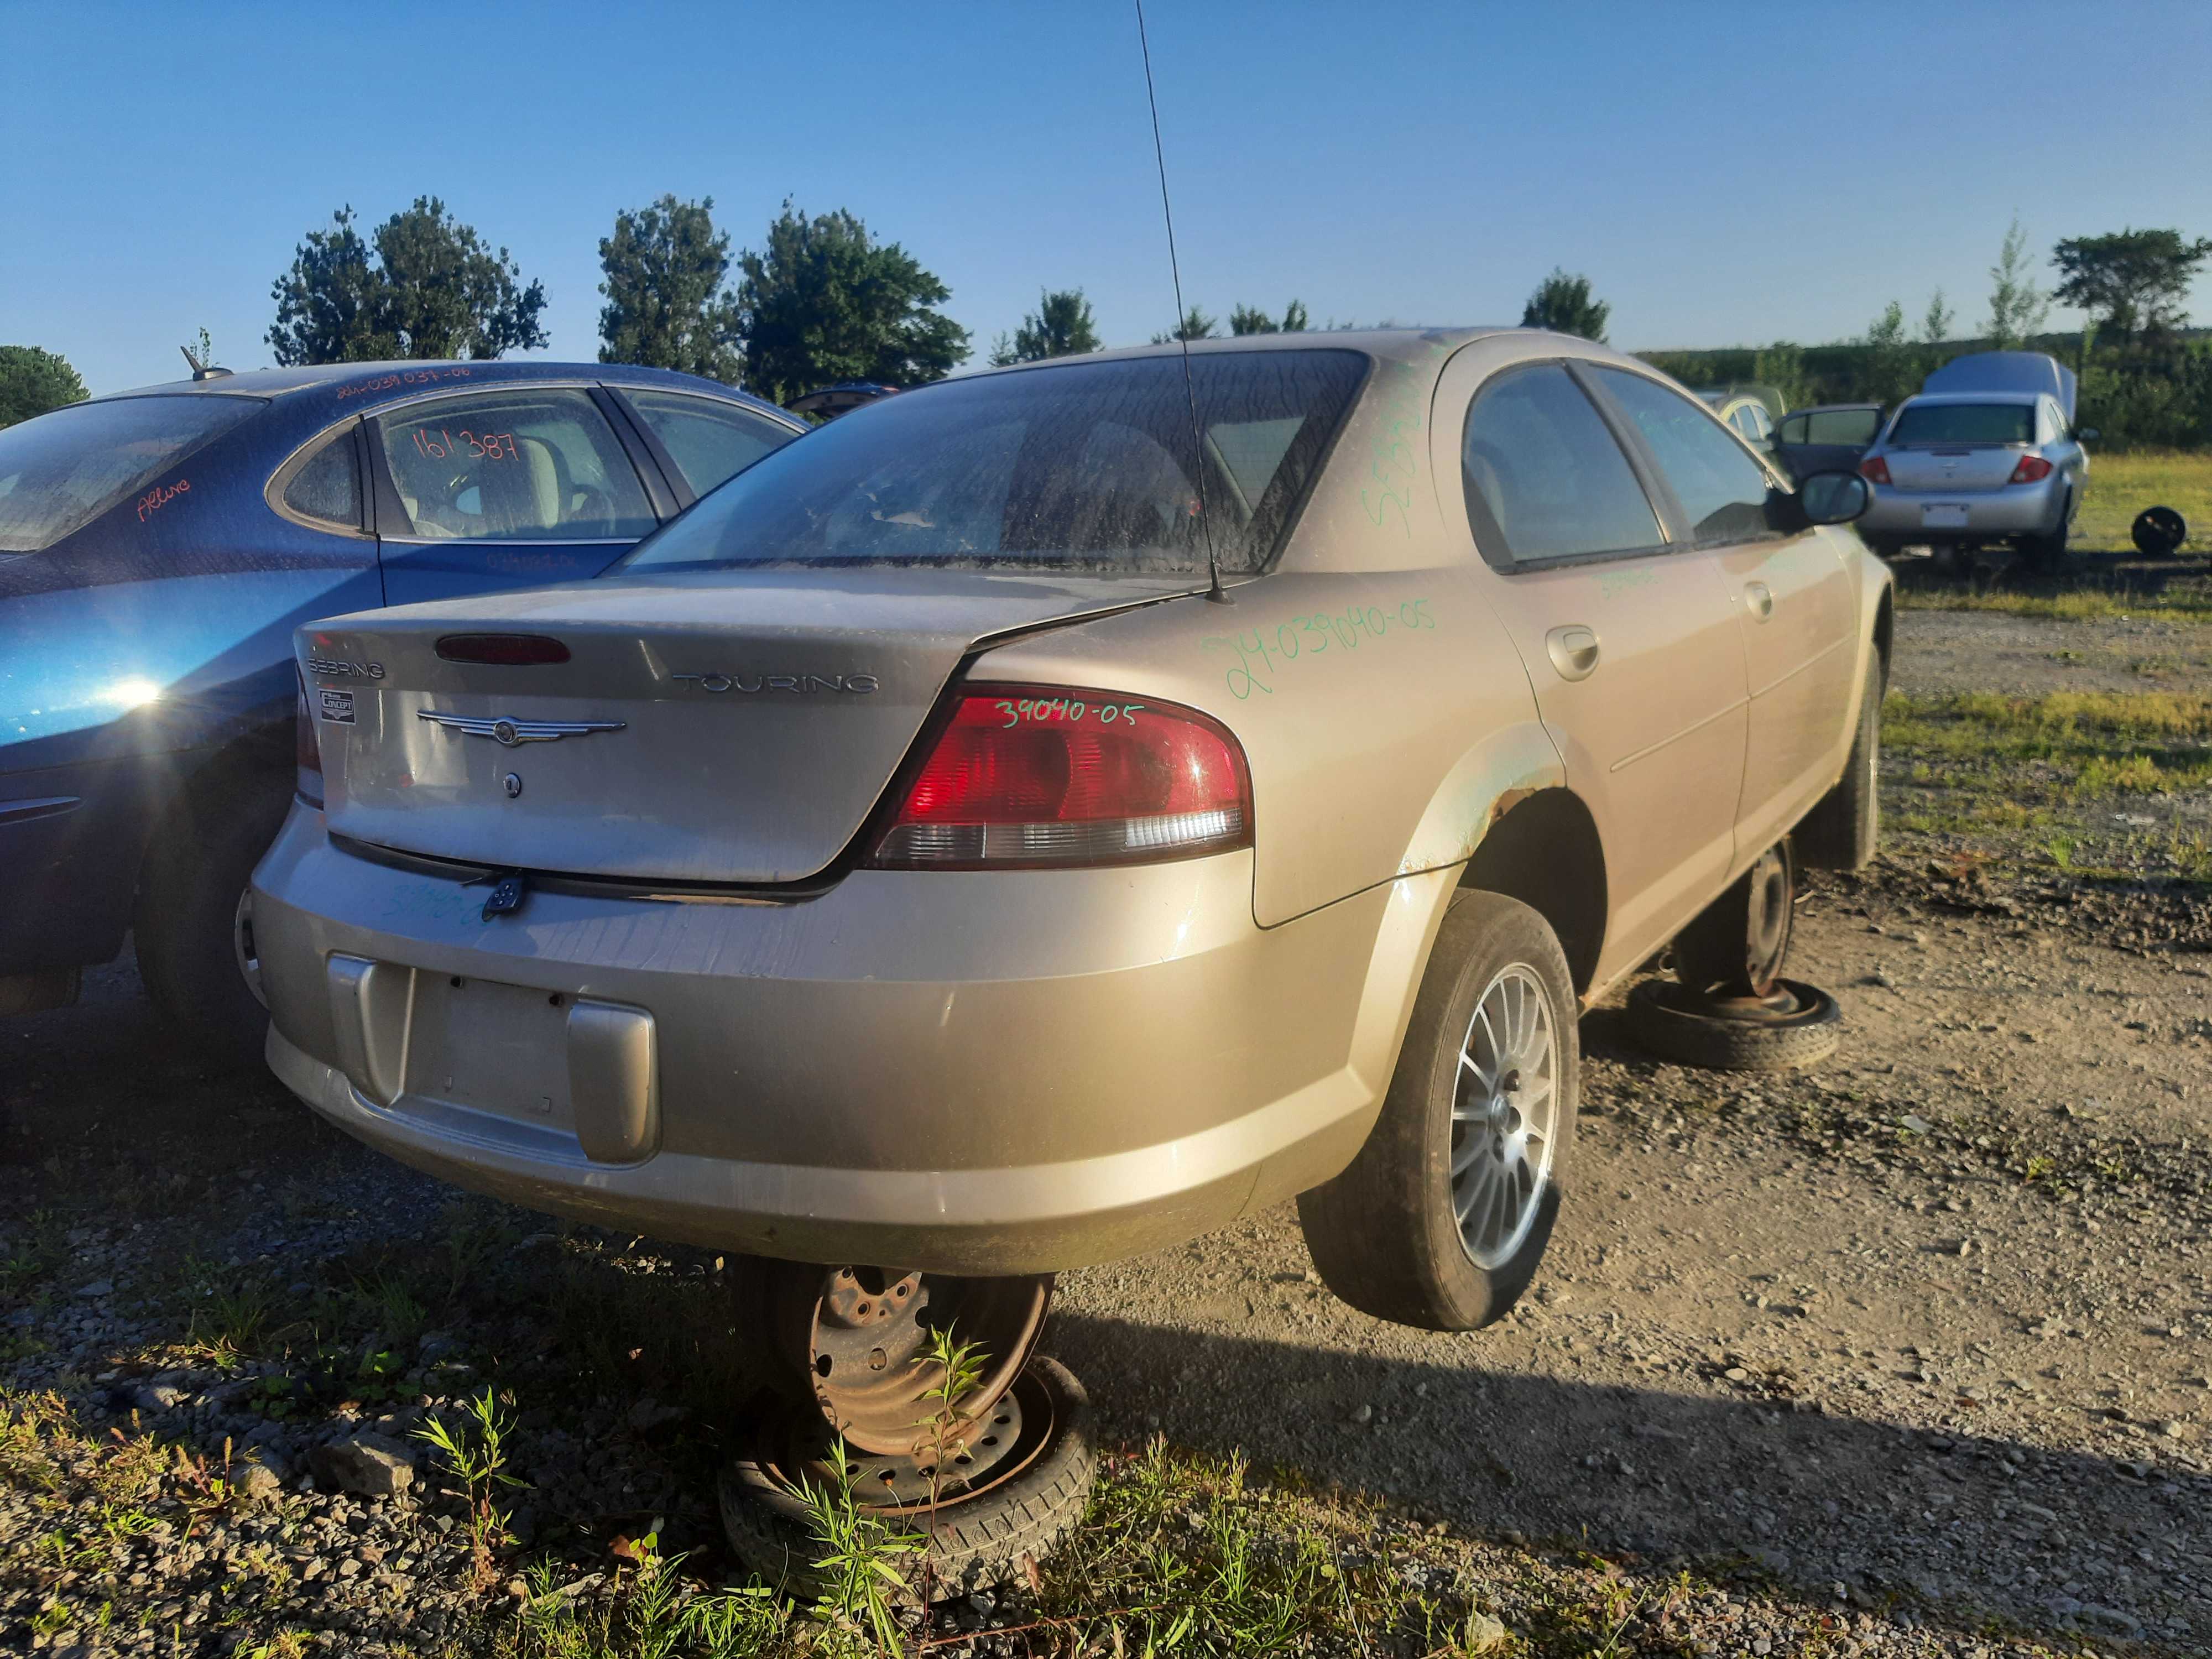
[1135,0,1228,604]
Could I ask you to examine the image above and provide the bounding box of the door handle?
[1745,581,1775,621]
[1545,624,1600,681]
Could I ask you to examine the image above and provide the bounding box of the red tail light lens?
[436,633,571,665]
[294,667,324,807]
[867,686,1253,869]
[2010,455,2054,484]
[1858,455,1891,486]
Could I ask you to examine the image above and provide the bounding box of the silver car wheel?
[1449,963,1558,1269]
[232,887,268,1011]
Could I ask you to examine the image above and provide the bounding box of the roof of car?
[1898,390,2044,405]
[84,359,784,409]
[962,327,1522,379]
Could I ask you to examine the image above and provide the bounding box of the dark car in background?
[0,361,802,1060]
[1774,403,1886,483]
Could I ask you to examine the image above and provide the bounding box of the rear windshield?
[1886,402,2034,446]
[0,394,265,553]
[1803,408,1882,446]
[612,349,1368,576]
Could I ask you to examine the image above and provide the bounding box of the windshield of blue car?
[610,349,1368,576]
[0,394,266,553]
[1886,402,2035,446]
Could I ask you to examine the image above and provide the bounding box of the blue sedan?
[0,359,802,1061]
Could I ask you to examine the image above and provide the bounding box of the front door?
[1439,355,1750,984]
[1585,367,1860,857]
[367,386,666,607]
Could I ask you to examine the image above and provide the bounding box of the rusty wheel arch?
[1458,786,1606,995]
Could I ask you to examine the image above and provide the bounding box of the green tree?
[1520,269,1609,341]
[1985,217,2051,348]
[1920,289,1954,345]
[1227,299,1310,335]
[267,199,549,365]
[0,345,87,428]
[1859,300,1917,404]
[1151,306,1218,345]
[989,288,1102,365]
[2052,227,2212,343]
[597,194,743,381]
[734,201,969,405]
[1751,341,1808,411]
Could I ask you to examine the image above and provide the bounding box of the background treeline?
[6,200,2210,451]
[1639,332,2212,452]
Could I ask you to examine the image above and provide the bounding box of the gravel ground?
[1888,609,2212,698]
[4,607,2209,1657]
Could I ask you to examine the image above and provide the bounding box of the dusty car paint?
[253,329,1890,1274]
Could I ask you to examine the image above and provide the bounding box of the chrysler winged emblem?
[416,711,627,747]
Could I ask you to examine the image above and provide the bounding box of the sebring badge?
[416,711,626,747]
[306,655,385,680]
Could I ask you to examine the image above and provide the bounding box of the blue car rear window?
[0,394,265,553]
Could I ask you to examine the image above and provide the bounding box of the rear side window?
[276,427,362,531]
[623,390,795,497]
[1778,415,1809,445]
[613,349,1366,576]
[1888,403,2035,445]
[378,389,656,541]
[1460,364,1663,564]
[1805,408,1882,445]
[1592,368,1774,545]
[0,394,264,554]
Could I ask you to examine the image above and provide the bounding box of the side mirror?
[1798,470,1871,525]
[2077,426,2100,444]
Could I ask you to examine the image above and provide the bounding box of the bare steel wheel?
[1673,839,1795,997]
[1451,964,1559,1269]
[728,1259,1050,1454]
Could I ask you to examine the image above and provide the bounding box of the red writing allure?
[137,479,190,522]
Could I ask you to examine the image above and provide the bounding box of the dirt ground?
[4,601,2209,1656]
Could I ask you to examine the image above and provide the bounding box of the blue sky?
[5,0,2210,395]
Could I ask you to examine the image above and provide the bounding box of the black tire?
[2018,496,2069,568]
[135,764,295,1072]
[720,1357,1096,1604]
[1796,654,1884,872]
[1298,891,1579,1332]
[1625,978,1841,1072]
[2132,505,2188,557]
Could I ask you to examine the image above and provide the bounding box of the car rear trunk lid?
[1882,446,2025,493]
[301,568,1204,884]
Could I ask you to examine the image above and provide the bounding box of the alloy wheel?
[1449,964,1559,1269]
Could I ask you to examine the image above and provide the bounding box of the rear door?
[1443,357,1750,977]
[1587,366,1859,857]
[1777,406,1881,481]
[367,386,670,607]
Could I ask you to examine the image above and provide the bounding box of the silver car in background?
[1854,351,2095,565]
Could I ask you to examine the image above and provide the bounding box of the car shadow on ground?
[1043,1308,2204,1652]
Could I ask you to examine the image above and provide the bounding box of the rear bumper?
[253,807,1449,1272]
[1859,477,2062,539]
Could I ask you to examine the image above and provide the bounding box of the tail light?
[866,686,1251,869]
[1858,455,1891,486]
[295,667,324,807]
[2010,455,2054,484]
